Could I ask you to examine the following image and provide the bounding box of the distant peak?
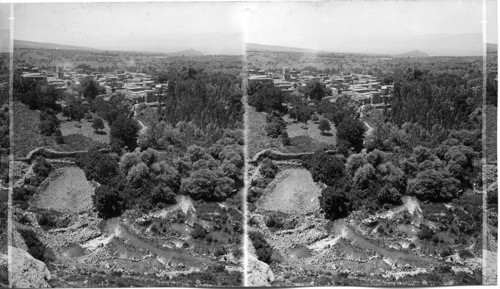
[394,50,429,58]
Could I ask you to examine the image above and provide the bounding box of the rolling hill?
[14,39,204,56]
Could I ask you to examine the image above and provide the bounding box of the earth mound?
[30,166,94,213]
[257,168,321,215]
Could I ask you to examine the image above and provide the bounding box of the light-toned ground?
[30,166,94,213]
[58,114,110,144]
[257,168,321,215]
[283,115,336,146]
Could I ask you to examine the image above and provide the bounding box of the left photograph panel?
[10,3,245,287]
[0,3,10,288]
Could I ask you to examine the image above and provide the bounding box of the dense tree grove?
[79,127,243,217]
[248,83,285,113]
[162,70,243,130]
[391,68,482,131]
[0,104,8,185]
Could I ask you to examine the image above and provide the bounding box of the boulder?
[246,254,274,287]
[10,246,52,288]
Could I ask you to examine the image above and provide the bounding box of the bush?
[319,181,352,221]
[192,223,207,239]
[32,156,52,178]
[54,129,64,144]
[38,120,58,136]
[93,184,123,219]
[281,130,291,146]
[92,117,105,132]
[249,231,273,264]
[336,117,366,153]
[180,169,235,201]
[417,224,434,240]
[318,119,331,134]
[18,229,55,263]
[408,169,461,202]
[110,116,140,152]
[75,149,119,185]
[259,158,278,179]
[303,151,345,186]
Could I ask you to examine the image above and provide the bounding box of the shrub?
[32,156,52,178]
[38,120,58,136]
[192,223,207,239]
[408,169,461,202]
[92,117,105,132]
[259,158,278,179]
[336,118,366,153]
[248,231,273,264]
[318,119,331,134]
[303,151,345,186]
[265,213,285,230]
[281,130,291,146]
[75,149,119,185]
[417,224,434,240]
[180,169,235,201]
[319,180,352,221]
[265,118,286,138]
[93,184,123,219]
[54,129,64,144]
[110,116,140,152]
[18,229,55,263]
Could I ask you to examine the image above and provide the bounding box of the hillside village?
[18,64,167,106]
[248,67,393,107]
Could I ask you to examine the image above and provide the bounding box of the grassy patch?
[13,102,107,158]
[59,113,110,144]
[283,115,336,146]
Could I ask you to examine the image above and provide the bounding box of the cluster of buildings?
[248,67,393,107]
[17,65,168,105]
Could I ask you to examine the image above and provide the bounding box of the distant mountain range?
[14,39,204,56]
[15,39,96,51]
[248,33,495,56]
[393,50,429,58]
[247,42,429,58]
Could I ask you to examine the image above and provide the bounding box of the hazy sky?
[9,1,499,55]
[14,2,245,54]
[244,0,495,55]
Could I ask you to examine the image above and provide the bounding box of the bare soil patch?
[30,167,94,213]
[257,168,321,215]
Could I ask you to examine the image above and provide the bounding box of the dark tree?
[110,116,140,152]
[337,118,366,153]
[306,81,326,102]
[303,151,345,186]
[81,77,101,100]
[92,117,105,132]
[75,149,119,185]
[318,119,331,134]
[93,185,123,219]
[319,179,352,221]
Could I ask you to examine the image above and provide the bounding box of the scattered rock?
[10,246,52,288]
[274,276,284,283]
[247,254,274,286]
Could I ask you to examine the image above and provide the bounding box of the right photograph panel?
[244,0,496,286]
